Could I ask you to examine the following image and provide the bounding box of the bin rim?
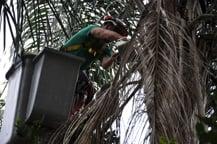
[5,54,36,80]
[33,48,85,64]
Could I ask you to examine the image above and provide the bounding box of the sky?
[0,25,12,97]
[121,99,149,144]
[0,0,15,95]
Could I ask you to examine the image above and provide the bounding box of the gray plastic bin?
[0,55,35,144]
[26,48,84,128]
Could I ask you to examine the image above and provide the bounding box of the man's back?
[61,24,111,70]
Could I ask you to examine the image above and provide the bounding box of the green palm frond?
[2,0,217,143]
[0,0,19,54]
[1,0,141,55]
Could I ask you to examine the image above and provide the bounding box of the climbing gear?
[88,48,97,56]
[61,44,81,52]
[61,44,98,58]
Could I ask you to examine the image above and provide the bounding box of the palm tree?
[1,0,217,143]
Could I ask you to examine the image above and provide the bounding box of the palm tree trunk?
[137,0,206,143]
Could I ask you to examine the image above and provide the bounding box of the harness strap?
[62,44,81,52]
[63,44,98,56]
[88,48,97,56]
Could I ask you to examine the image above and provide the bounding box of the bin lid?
[33,48,85,64]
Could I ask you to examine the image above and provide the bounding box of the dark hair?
[103,16,128,36]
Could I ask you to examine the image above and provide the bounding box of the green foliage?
[1,0,140,89]
[91,130,120,144]
[16,118,42,144]
[196,81,217,144]
[1,0,140,54]
[88,61,113,89]
[195,1,217,143]
[0,83,7,129]
[196,122,217,144]
[0,99,5,129]
[0,99,5,109]
[0,83,6,129]
[103,130,120,144]
[159,137,176,144]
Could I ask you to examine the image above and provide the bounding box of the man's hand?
[117,37,129,41]
[101,53,120,69]
[111,53,119,62]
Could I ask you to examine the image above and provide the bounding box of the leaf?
[196,122,205,136]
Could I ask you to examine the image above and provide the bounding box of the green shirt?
[62,24,112,70]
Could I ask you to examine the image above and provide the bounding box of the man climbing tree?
[60,16,128,117]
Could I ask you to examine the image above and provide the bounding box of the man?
[60,16,128,115]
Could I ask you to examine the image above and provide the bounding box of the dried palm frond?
[48,0,209,144]
[125,0,204,143]
[114,0,204,143]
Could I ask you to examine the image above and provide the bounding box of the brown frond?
[48,1,209,144]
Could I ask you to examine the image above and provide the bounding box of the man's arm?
[90,27,127,42]
[91,27,128,68]
[101,53,119,69]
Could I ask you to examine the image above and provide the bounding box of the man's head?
[103,16,128,36]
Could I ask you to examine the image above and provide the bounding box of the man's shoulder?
[76,24,100,39]
[82,24,100,31]
[76,24,100,36]
[86,24,100,28]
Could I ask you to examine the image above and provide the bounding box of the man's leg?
[77,71,96,105]
[70,71,95,117]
